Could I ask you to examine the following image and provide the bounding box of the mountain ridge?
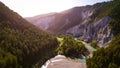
[26,1,113,46]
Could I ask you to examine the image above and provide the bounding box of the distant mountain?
[26,2,114,46]
[26,13,58,31]
[0,2,58,68]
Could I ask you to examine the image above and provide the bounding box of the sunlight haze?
[0,0,110,17]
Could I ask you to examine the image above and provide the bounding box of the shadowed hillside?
[0,2,58,68]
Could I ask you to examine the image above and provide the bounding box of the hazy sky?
[0,0,110,17]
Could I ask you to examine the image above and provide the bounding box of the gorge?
[26,2,114,46]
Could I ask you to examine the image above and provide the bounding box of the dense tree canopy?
[109,0,120,35]
[0,2,58,68]
[87,35,120,68]
[57,36,88,57]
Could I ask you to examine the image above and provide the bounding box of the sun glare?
[0,0,73,17]
[0,0,110,17]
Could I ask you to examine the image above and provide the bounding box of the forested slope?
[0,2,58,68]
[86,0,120,68]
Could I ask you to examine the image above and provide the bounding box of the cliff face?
[67,16,113,46]
[26,2,113,46]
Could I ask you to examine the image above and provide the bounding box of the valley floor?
[42,38,96,68]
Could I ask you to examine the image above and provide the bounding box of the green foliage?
[87,35,120,68]
[56,36,87,57]
[0,50,18,68]
[0,2,58,68]
[108,63,118,68]
[90,41,99,49]
[90,1,113,21]
[109,0,120,35]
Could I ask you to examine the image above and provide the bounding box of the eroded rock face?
[67,16,113,46]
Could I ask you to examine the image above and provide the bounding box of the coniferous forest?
[0,2,58,68]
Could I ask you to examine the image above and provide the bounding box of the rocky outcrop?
[67,16,113,46]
